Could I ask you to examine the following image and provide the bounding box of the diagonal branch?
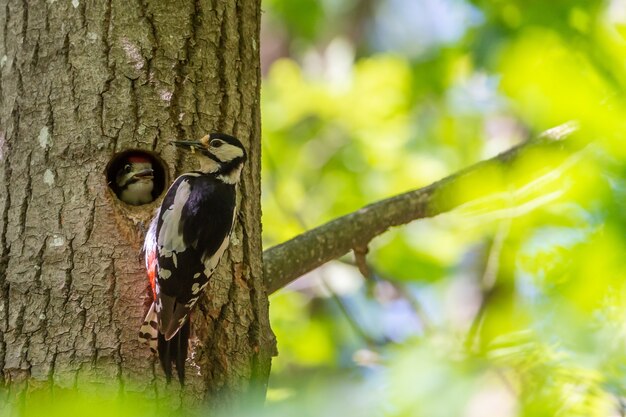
[262,123,581,294]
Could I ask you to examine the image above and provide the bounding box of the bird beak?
[171,140,204,152]
[133,168,154,180]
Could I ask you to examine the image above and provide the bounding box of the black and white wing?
[153,173,237,340]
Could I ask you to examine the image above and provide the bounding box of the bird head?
[171,133,247,183]
[115,155,155,205]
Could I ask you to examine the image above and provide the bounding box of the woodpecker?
[114,155,155,205]
[138,133,247,384]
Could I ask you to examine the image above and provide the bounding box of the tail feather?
[158,332,173,383]
[157,318,190,385]
[176,320,190,384]
[139,303,158,353]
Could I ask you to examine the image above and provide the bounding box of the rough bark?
[0,0,274,411]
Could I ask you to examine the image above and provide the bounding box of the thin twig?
[352,245,371,280]
[319,276,386,347]
[464,219,511,352]
[265,145,387,346]
[339,257,432,332]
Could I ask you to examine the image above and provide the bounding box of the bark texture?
[0,0,274,410]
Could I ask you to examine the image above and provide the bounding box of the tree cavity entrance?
[106,150,168,206]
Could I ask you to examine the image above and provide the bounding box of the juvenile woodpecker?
[139,133,247,384]
[114,155,155,205]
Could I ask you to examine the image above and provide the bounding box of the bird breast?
[120,179,154,205]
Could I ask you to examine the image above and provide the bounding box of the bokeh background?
[261,0,626,416]
[5,1,626,416]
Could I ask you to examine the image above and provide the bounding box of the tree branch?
[263,123,580,294]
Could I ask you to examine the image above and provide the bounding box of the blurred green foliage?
[262,0,626,416]
[5,1,626,416]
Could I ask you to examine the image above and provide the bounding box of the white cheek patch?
[158,180,191,256]
[199,158,220,173]
[214,144,244,161]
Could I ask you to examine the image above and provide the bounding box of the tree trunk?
[0,0,274,411]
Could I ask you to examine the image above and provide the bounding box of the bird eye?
[210,139,223,148]
[124,164,131,173]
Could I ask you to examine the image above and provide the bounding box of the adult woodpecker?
[114,155,155,205]
[139,133,247,384]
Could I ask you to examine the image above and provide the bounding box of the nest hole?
[106,149,168,206]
